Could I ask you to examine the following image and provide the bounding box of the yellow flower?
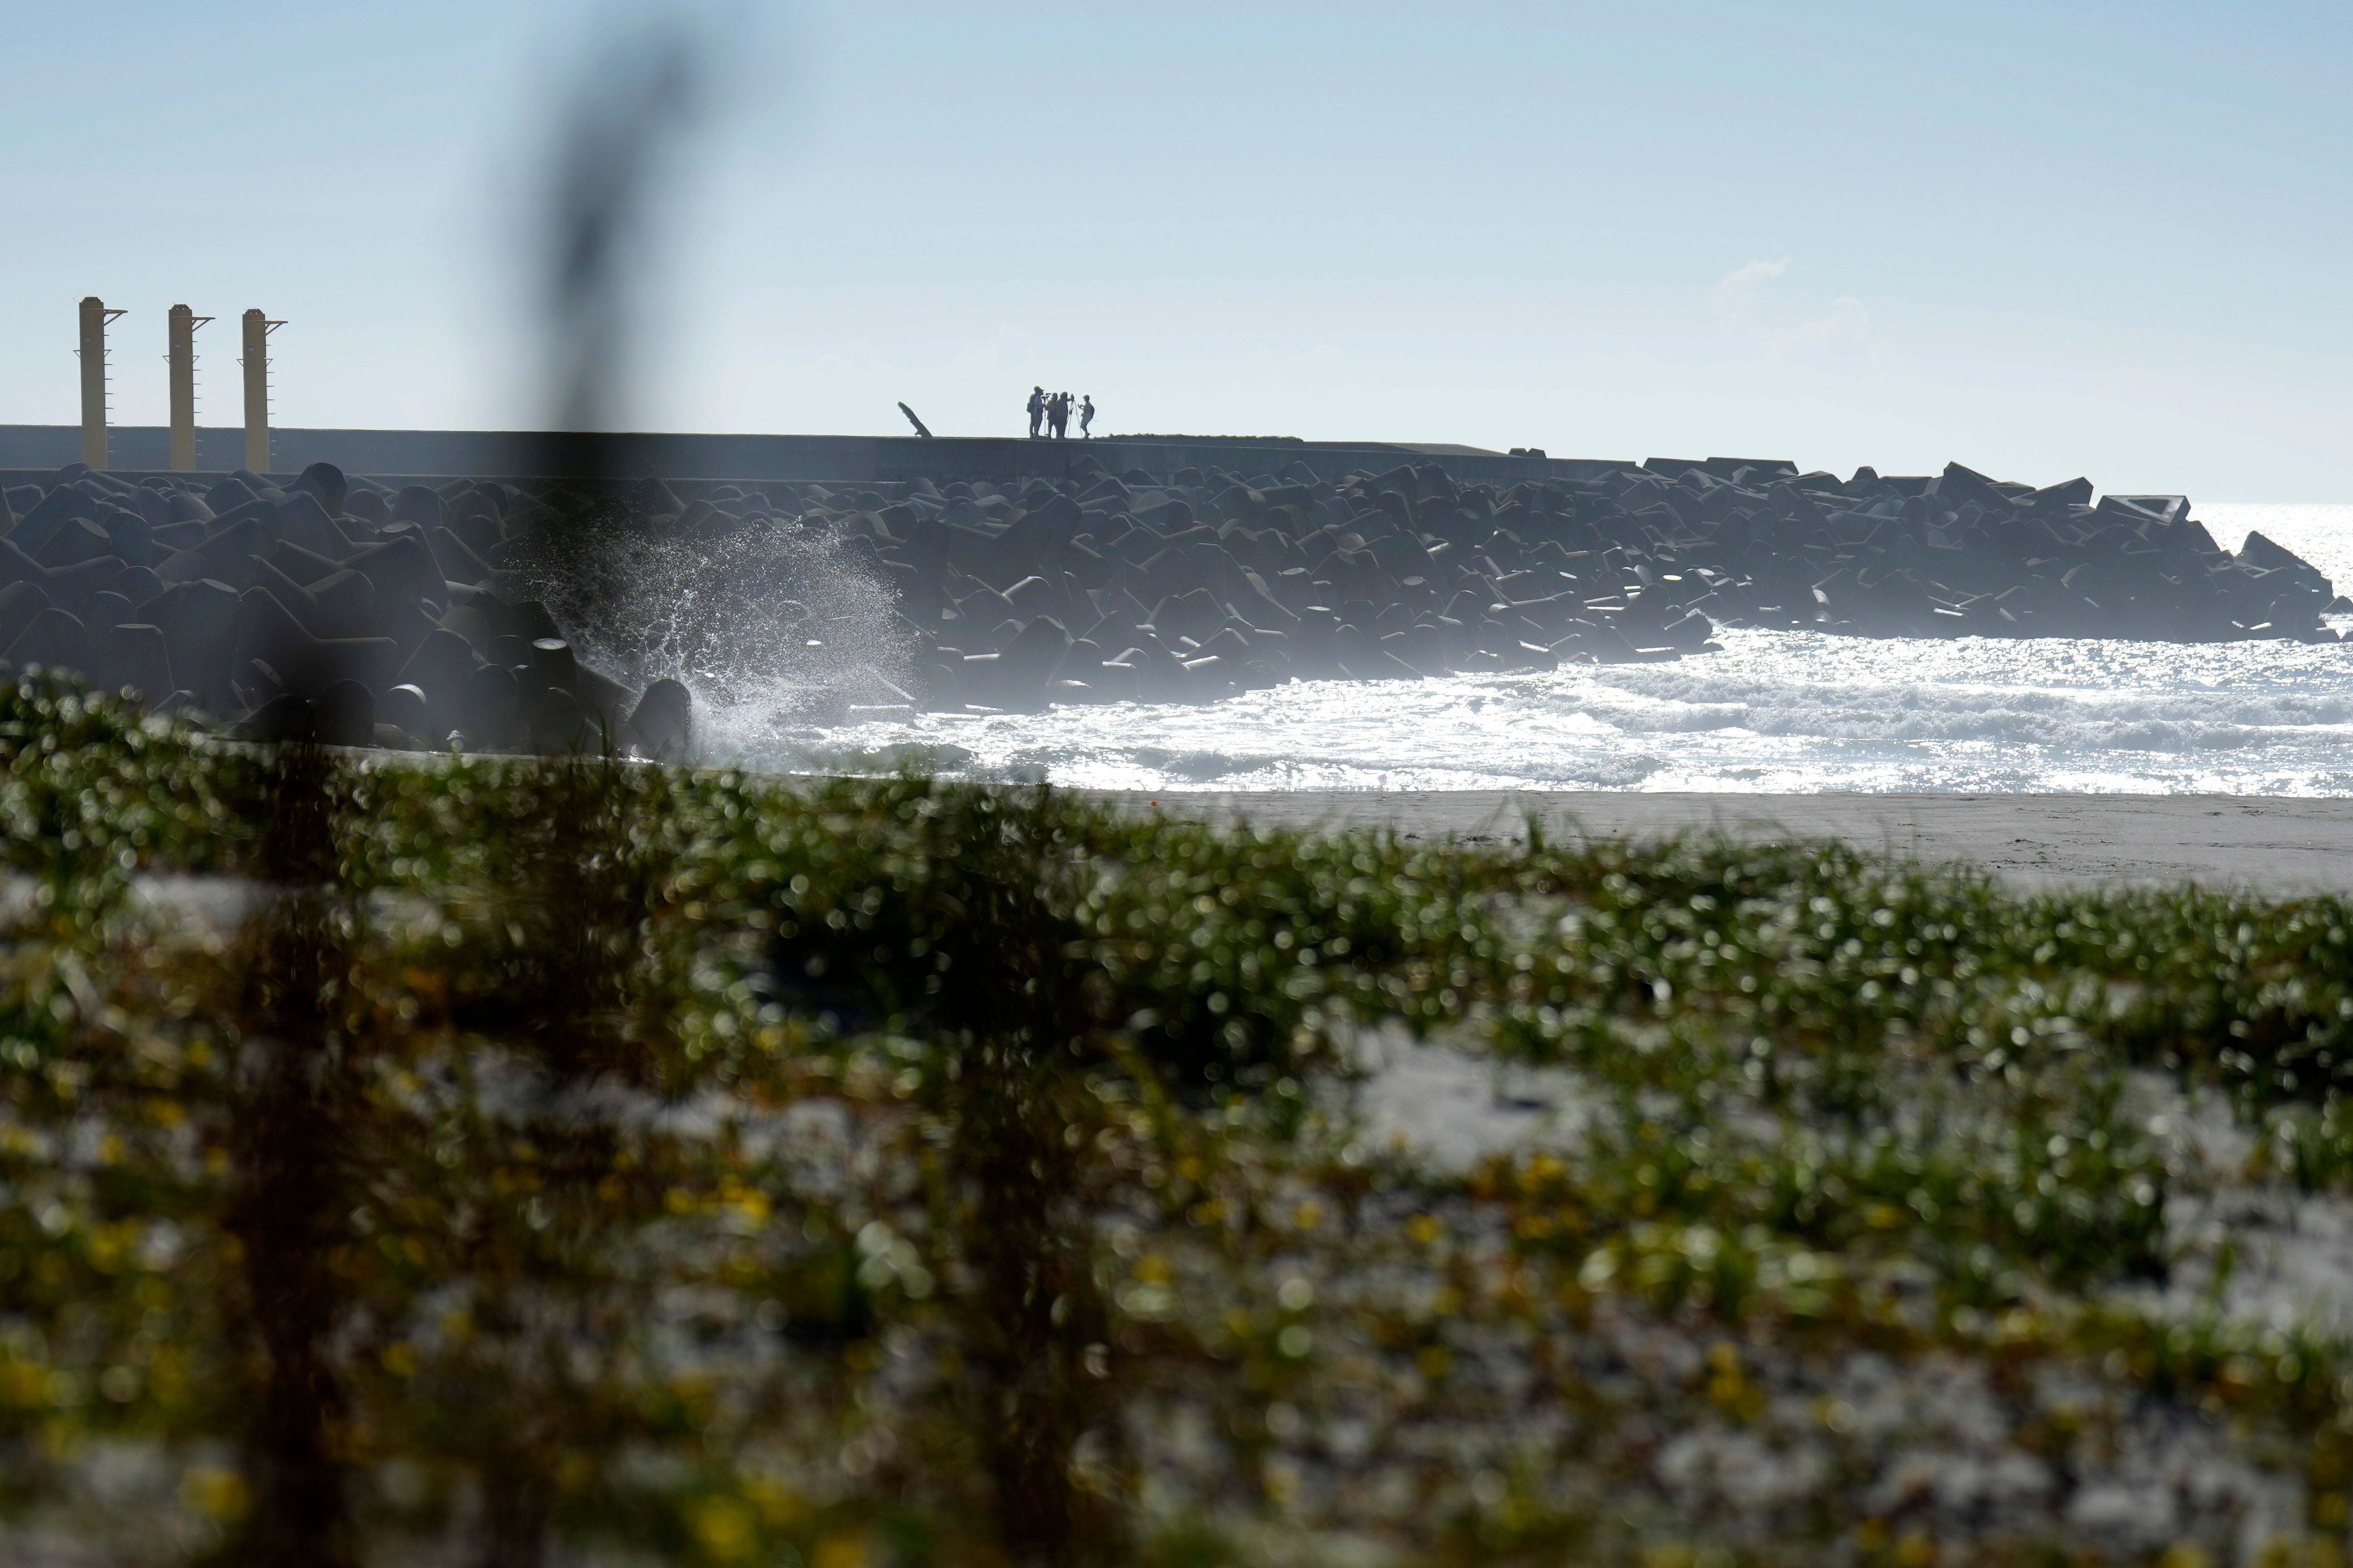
[812,1535,870,1568]
[745,1477,804,1527]
[179,1465,251,1522]
[0,1361,46,1408]
[1261,1461,1301,1505]
[686,1495,757,1562]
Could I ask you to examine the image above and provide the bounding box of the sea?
[693,503,2353,797]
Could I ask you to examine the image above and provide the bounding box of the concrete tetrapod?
[313,679,375,748]
[94,623,173,703]
[5,608,91,679]
[232,587,399,699]
[625,678,692,761]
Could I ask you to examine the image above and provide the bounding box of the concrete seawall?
[0,424,1591,489]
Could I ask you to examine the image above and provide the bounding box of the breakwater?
[0,449,2335,757]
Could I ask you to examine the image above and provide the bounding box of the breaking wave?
[512,507,913,761]
[692,502,2353,796]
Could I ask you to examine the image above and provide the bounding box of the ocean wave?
[691,505,2353,796]
[1126,747,1298,782]
[1570,671,2353,741]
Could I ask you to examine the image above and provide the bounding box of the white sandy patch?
[1336,1018,1600,1170]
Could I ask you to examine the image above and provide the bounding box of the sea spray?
[512,503,912,761]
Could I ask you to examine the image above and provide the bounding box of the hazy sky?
[2,1,2346,497]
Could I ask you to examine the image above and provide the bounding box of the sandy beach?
[1089,789,2353,893]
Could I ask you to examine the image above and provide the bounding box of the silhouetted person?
[1079,395,1094,439]
[1027,385,1046,438]
[1048,391,1067,440]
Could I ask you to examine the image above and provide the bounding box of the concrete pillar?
[77,296,125,471]
[167,305,213,471]
[240,308,283,474]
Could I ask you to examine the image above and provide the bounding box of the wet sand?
[1084,790,2353,894]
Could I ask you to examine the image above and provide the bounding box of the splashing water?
[614,501,2353,795]
[515,509,913,747]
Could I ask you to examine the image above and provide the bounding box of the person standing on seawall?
[1027,385,1046,438]
[1048,391,1067,439]
[1079,395,1095,438]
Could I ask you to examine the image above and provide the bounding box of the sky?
[0,0,2346,498]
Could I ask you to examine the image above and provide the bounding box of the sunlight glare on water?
[699,502,2353,796]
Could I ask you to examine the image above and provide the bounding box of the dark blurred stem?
[948,795,1126,1567]
[476,1427,558,1568]
[222,740,356,1568]
[474,756,653,1566]
[964,1061,1116,1567]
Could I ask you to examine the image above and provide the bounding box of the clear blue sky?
[2,0,2345,498]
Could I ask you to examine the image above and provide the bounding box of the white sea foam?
[692,502,2353,796]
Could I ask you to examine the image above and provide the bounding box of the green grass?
[4,672,2353,1565]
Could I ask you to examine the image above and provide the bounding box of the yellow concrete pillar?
[77,296,125,470]
[167,305,213,471]
[240,308,284,474]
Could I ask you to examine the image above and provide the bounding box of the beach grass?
[5,674,2353,1565]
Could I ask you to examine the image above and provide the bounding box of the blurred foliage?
[6,672,2353,1564]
